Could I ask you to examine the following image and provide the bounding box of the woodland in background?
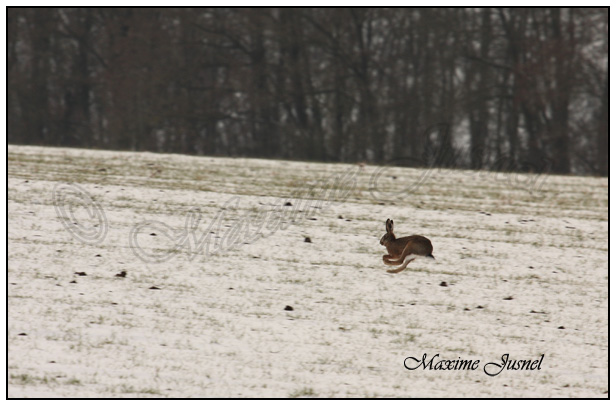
[7,8,609,175]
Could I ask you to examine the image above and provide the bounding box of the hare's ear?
[390,219,394,231]
[386,219,392,233]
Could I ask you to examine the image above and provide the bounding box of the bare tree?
[8,7,608,175]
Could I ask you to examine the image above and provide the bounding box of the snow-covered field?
[8,145,608,398]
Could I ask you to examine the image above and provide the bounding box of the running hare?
[380,218,434,273]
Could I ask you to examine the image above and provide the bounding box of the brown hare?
[380,218,434,273]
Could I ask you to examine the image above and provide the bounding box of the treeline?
[8,8,608,175]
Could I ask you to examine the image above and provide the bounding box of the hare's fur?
[380,219,434,273]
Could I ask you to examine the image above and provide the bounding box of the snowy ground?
[8,145,608,398]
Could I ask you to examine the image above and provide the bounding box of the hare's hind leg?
[383,254,398,265]
[384,243,416,266]
[386,242,420,273]
[387,255,416,273]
